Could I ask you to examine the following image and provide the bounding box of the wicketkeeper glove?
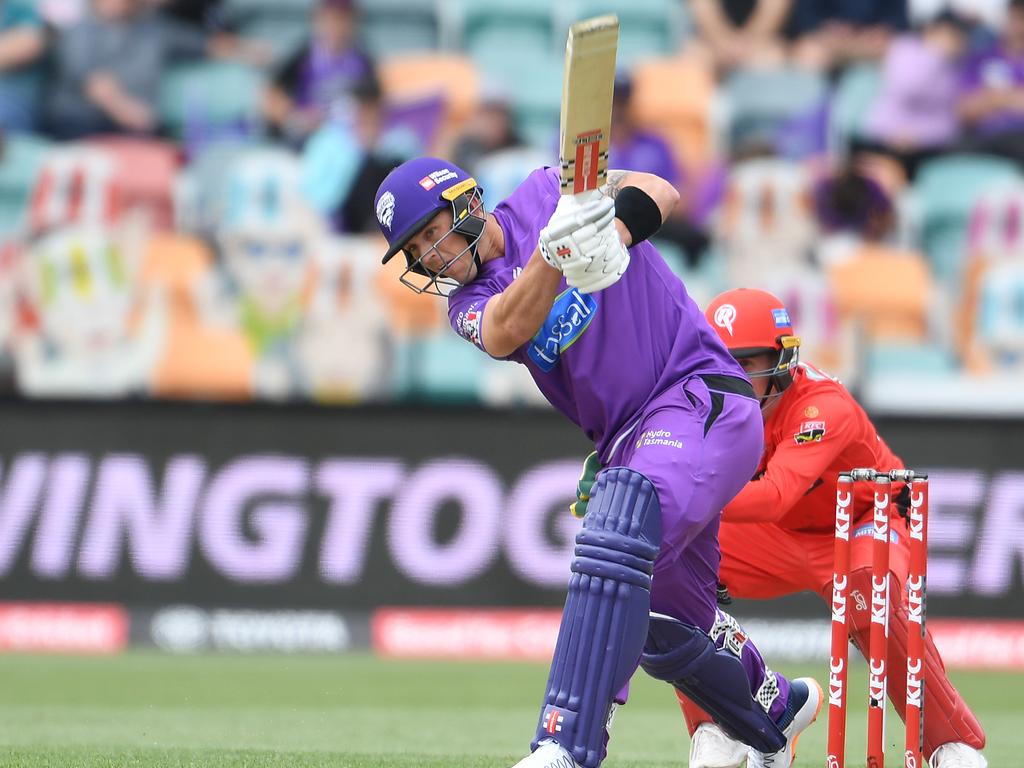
[894,482,911,521]
[539,196,630,294]
[569,450,603,519]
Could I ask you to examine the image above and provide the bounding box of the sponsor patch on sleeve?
[794,420,826,444]
[455,303,484,349]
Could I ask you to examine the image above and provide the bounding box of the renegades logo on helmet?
[705,288,797,355]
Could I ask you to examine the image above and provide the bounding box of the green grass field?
[0,652,1017,767]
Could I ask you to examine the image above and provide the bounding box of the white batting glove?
[538,196,615,273]
[539,197,629,293]
[563,229,629,294]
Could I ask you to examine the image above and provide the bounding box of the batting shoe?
[748,677,823,768]
[510,740,581,768]
[929,742,988,767]
[688,722,750,768]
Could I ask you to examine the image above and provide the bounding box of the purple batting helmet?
[374,157,485,295]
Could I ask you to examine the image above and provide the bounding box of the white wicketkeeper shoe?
[929,742,988,767]
[688,722,749,768]
[748,677,823,768]
[510,740,582,768]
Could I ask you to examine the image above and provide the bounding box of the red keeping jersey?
[723,362,904,532]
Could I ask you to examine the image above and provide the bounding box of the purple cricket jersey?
[447,166,745,459]
[297,45,374,111]
[960,44,1024,136]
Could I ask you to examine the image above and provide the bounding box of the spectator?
[690,0,793,74]
[451,88,525,176]
[151,0,227,31]
[43,0,259,140]
[262,0,376,147]
[301,75,403,234]
[789,0,910,71]
[857,11,970,179]
[957,0,1024,167]
[610,72,709,266]
[337,78,405,234]
[813,162,896,239]
[0,0,47,132]
[37,0,88,29]
[910,0,1006,34]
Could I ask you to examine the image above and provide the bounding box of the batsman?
[372,18,820,768]
[576,288,989,768]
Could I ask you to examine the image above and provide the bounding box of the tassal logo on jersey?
[527,288,598,372]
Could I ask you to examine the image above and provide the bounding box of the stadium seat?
[559,0,684,65]
[0,132,51,235]
[759,266,846,378]
[957,183,1024,370]
[26,143,123,235]
[723,68,828,153]
[378,53,480,153]
[141,231,212,294]
[827,244,933,343]
[716,157,816,285]
[865,340,955,376]
[158,61,265,147]
[357,0,440,58]
[454,0,556,63]
[631,55,715,174]
[830,63,883,151]
[966,182,1024,260]
[474,146,552,209]
[971,260,1024,369]
[372,242,446,338]
[174,140,263,235]
[913,154,1022,284]
[149,303,255,400]
[506,56,563,152]
[412,329,487,403]
[236,16,310,69]
[221,0,313,24]
[827,245,947,381]
[85,137,181,232]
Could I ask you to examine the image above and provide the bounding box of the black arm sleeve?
[614,186,663,245]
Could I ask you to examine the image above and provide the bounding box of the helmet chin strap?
[749,344,799,411]
[450,189,486,272]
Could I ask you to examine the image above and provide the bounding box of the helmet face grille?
[397,187,486,297]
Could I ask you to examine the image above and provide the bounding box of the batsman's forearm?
[481,251,563,356]
[604,169,680,223]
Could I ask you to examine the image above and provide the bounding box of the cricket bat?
[559,14,619,198]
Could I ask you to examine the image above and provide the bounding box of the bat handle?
[570,189,605,204]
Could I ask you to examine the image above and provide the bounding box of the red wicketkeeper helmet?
[705,287,801,398]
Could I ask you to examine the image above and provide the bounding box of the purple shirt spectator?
[274,43,374,115]
[866,34,961,147]
[960,44,1024,135]
[610,132,682,189]
[263,0,377,146]
[788,0,908,36]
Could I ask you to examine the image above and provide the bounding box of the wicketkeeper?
[575,288,987,768]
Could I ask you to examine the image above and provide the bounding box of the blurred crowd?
[1,0,1024,406]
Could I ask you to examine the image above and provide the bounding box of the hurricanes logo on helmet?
[713,304,737,336]
[376,191,395,230]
